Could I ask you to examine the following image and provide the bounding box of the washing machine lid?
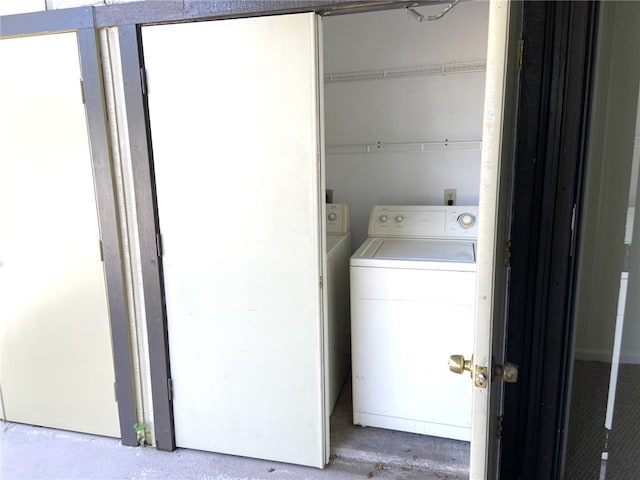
[351,238,477,271]
[374,238,475,263]
[326,233,349,253]
[327,234,341,252]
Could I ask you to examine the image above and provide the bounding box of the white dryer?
[326,203,352,413]
[350,205,478,441]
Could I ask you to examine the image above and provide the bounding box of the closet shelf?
[324,60,486,83]
[326,140,482,155]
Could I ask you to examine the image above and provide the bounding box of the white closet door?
[142,13,326,468]
[0,33,119,437]
[470,1,522,477]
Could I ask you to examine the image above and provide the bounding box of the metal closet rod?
[324,60,485,83]
[318,0,456,17]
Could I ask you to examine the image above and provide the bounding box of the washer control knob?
[328,212,337,221]
[458,213,476,229]
[395,215,405,223]
[380,215,388,223]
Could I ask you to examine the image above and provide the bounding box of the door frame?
[0,9,137,446]
[500,2,599,478]
[110,0,494,454]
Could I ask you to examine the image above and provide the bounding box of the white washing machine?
[326,203,352,413]
[350,205,478,441]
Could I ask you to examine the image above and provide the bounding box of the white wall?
[0,0,44,15]
[323,1,490,249]
[574,2,640,364]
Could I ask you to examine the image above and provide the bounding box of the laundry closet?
[322,0,489,462]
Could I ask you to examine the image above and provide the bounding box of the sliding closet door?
[142,13,326,468]
[0,33,119,437]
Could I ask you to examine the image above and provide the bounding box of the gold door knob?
[494,361,519,383]
[449,354,473,375]
[449,354,488,388]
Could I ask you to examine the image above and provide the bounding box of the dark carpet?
[564,360,640,480]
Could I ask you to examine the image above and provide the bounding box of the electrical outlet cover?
[444,189,457,205]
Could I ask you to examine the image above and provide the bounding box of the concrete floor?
[1,383,469,480]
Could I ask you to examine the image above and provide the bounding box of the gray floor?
[1,382,469,480]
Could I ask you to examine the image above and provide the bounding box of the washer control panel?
[326,203,350,234]
[368,205,478,239]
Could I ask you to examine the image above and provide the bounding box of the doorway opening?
[321,3,490,473]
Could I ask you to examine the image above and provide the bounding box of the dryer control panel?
[368,205,478,239]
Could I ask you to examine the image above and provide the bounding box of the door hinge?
[79,78,86,104]
[114,382,118,402]
[167,378,173,401]
[141,67,148,96]
[497,414,503,439]
[517,39,524,70]
[504,240,512,267]
[99,239,104,262]
[319,275,323,288]
[156,232,163,257]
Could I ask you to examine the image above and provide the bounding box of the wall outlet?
[444,189,457,206]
